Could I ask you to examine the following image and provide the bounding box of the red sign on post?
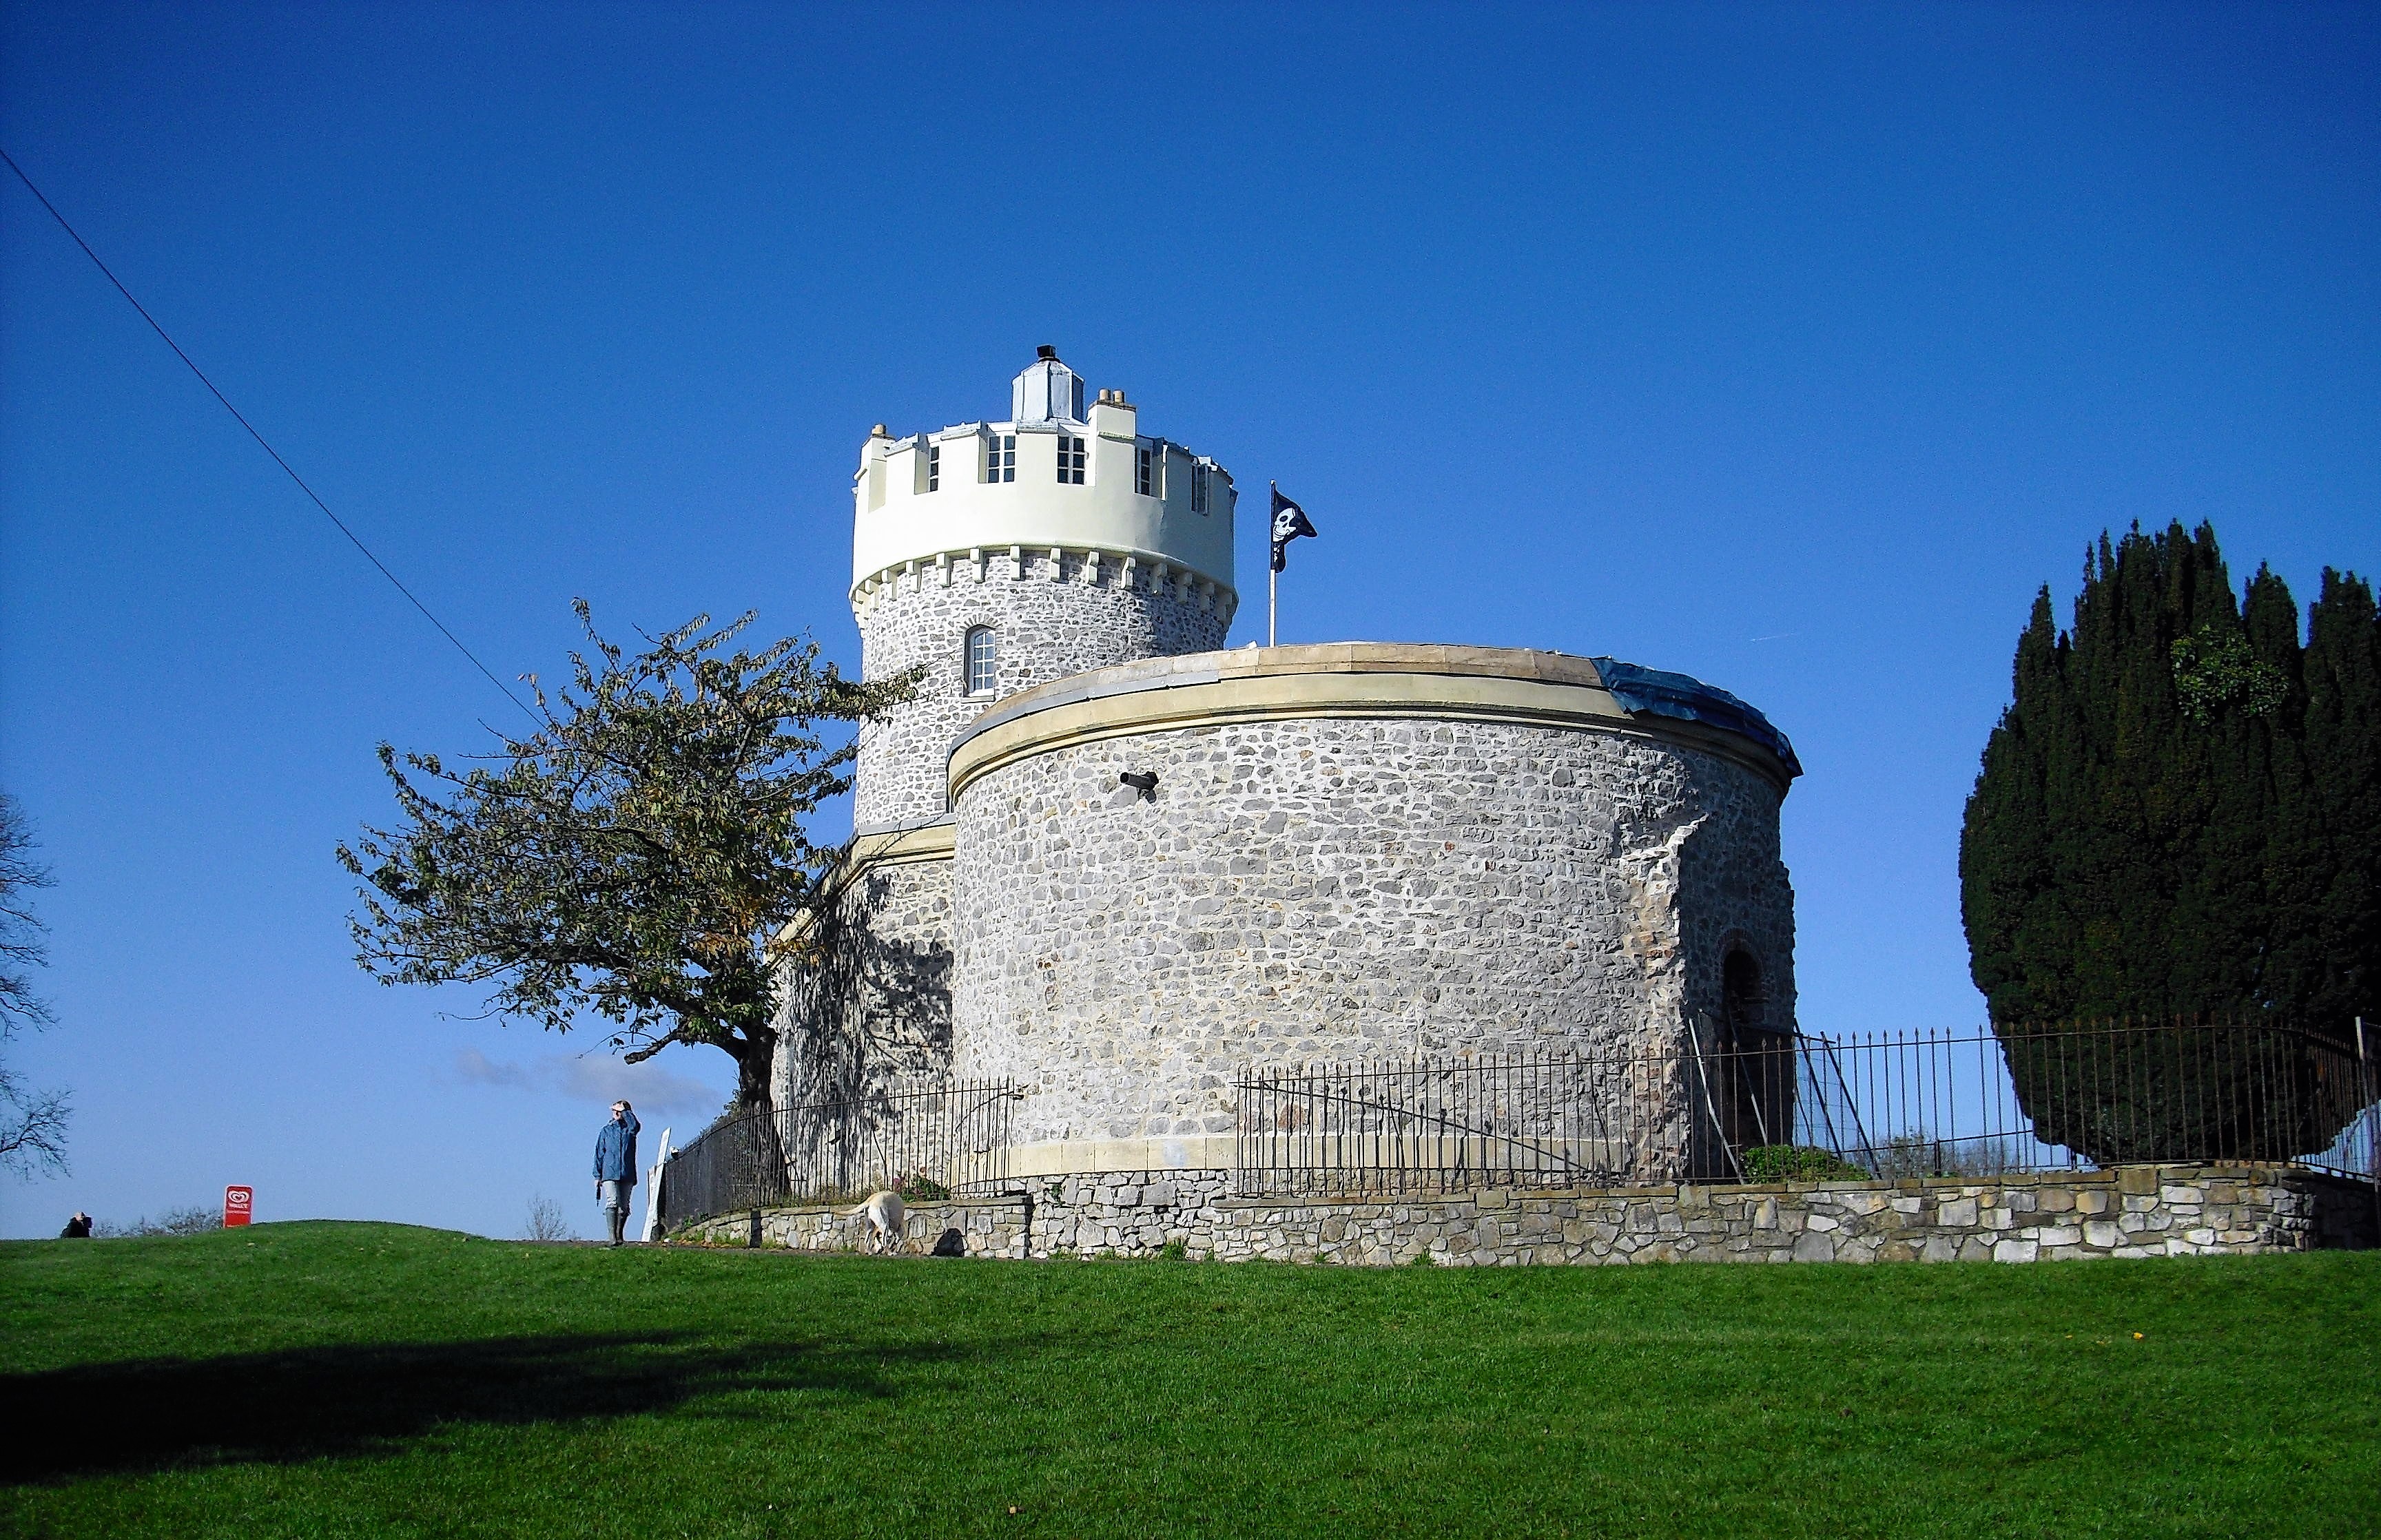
[223,1185,253,1227]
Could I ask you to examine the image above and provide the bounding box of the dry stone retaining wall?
[672,1164,2374,1263]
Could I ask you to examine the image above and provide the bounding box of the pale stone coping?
[846,818,956,869]
[1214,1176,2045,1207]
[1208,1161,2327,1206]
[947,643,1796,800]
[1000,1136,1240,1176]
[976,643,1618,731]
[714,1194,1029,1217]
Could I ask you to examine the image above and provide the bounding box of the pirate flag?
[1268,484,1317,572]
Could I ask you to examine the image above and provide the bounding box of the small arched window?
[964,627,998,697]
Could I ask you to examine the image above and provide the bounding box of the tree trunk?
[732,1029,774,1111]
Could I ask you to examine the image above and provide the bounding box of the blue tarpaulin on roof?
[1589,658,1802,779]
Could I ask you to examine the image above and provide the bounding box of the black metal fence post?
[2360,1016,2379,1236]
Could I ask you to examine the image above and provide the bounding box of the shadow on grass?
[1,1330,979,1484]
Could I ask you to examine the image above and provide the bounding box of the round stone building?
[774,351,1801,1189]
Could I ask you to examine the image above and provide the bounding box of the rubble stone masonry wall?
[674,1163,2377,1263]
[951,712,1793,1145]
[853,549,1226,829]
[770,853,956,1109]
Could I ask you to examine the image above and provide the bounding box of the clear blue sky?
[3,3,2374,1240]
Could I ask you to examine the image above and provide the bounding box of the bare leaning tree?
[0,792,70,1176]
[339,603,914,1112]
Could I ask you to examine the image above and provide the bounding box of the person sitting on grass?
[593,1101,639,1247]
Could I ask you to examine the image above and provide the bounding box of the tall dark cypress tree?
[1959,523,2381,1161]
[2300,570,2381,1019]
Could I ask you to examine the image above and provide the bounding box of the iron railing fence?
[1232,1028,1851,1196]
[1235,1044,1696,1197]
[1235,1020,2380,1198]
[1817,1020,2378,1183]
[661,1024,2378,1222]
[658,1077,1017,1232]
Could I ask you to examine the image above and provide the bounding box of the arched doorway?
[1719,948,1793,1158]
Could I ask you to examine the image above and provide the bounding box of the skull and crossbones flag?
[1268,484,1317,573]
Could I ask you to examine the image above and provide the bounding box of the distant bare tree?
[94,1205,223,1238]
[0,1073,68,1177]
[524,1194,575,1242]
[0,793,68,1177]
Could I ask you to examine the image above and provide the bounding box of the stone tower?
[775,351,1239,1109]
[848,348,1238,831]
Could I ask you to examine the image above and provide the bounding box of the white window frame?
[1135,445,1155,497]
[964,627,998,697]
[984,434,1015,483]
[1190,461,1210,514]
[1058,435,1086,485]
[926,444,940,492]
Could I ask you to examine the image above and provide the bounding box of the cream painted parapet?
[849,351,1237,611]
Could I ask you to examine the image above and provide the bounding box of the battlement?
[852,543,1238,627]
[852,351,1237,603]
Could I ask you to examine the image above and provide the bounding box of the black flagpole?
[1268,481,1279,647]
[1268,482,1317,646]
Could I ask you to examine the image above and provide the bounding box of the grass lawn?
[2,1222,2374,1538]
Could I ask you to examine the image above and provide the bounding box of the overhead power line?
[0,145,537,724]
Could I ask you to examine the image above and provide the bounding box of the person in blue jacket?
[593,1101,639,1246]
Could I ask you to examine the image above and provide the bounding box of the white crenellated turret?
[847,350,1239,829]
[851,346,1236,616]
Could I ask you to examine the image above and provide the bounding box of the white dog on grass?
[843,1191,906,1254]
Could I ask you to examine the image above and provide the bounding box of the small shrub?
[896,1172,952,1203]
[94,1205,224,1238]
[1867,1132,2026,1179]
[1738,1145,1866,1183]
[523,1194,575,1242]
[1159,1238,1187,1261]
[1406,1249,1437,1268]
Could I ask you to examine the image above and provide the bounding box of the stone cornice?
[947,643,1798,800]
[848,818,956,869]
